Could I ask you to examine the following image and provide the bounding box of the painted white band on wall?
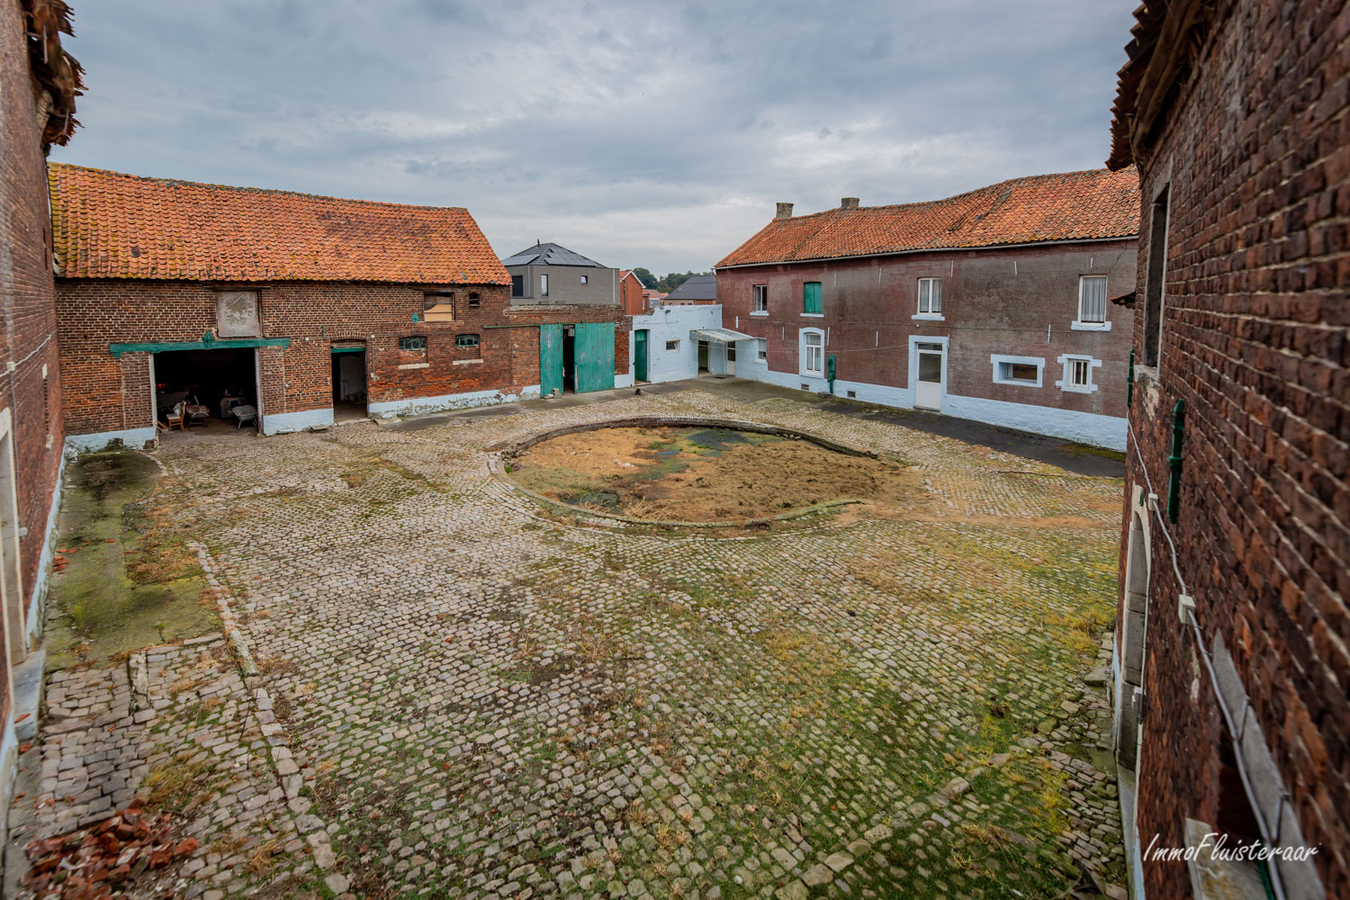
[366,386,541,420]
[262,408,335,435]
[64,427,158,455]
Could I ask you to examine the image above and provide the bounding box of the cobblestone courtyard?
[12,384,1129,899]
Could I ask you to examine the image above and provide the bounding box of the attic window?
[424,291,456,322]
[468,292,481,308]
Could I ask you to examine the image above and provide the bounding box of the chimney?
[775,202,794,219]
[841,197,860,209]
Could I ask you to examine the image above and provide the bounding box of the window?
[581,275,589,285]
[991,355,1044,386]
[468,292,480,308]
[802,330,824,376]
[423,291,456,322]
[666,340,680,352]
[917,278,942,316]
[1056,354,1099,393]
[1077,275,1108,326]
[399,336,427,353]
[757,339,767,361]
[455,334,479,349]
[511,275,524,298]
[540,273,550,297]
[803,282,822,315]
[753,284,768,314]
[1143,187,1169,367]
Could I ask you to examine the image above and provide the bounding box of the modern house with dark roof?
[502,241,619,308]
[715,169,1141,448]
[662,274,717,305]
[47,164,624,448]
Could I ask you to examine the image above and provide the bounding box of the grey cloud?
[53,0,1135,273]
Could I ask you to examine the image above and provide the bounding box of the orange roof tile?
[716,168,1140,269]
[48,163,509,284]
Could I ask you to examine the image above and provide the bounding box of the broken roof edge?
[713,233,1139,271]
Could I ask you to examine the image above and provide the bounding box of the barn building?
[715,170,1140,449]
[48,166,632,451]
[1106,0,1345,897]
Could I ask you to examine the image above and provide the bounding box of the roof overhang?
[691,328,754,343]
[715,235,1138,271]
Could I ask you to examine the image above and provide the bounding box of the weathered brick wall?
[1121,1,1348,896]
[717,241,1136,417]
[55,280,634,435]
[1,0,68,706]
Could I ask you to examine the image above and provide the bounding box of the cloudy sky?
[53,1,1134,274]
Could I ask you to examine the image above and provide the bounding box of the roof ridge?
[46,162,470,213]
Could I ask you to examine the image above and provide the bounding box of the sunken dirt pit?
[505,424,914,522]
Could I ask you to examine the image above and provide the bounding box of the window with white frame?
[581,275,589,285]
[1077,275,1108,325]
[917,278,942,316]
[991,354,1044,387]
[1056,354,1100,393]
[802,330,824,376]
[752,284,768,313]
[540,273,550,297]
[756,339,767,361]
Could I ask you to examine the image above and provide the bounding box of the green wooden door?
[539,324,564,397]
[634,330,648,382]
[574,322,616,393]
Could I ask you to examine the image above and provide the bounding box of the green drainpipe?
[827,355,837,395]
[1167,399,1185,523]
[1126,348,1135,406]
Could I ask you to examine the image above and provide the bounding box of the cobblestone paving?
[82,387,1128,898]
[9,636,333,898]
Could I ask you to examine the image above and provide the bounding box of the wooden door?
[574,322,615,393]
[539,324,564,397]
[634,330,648,382]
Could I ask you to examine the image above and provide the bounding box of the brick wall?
[55,279,633,436]
[717,241,1136,417]
[1,0,68,716]
[1119,1,1348,896]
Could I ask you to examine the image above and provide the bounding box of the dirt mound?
[508,426,911,522]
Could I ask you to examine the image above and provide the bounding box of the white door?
[726,343,737,377]
[915,343,944,410]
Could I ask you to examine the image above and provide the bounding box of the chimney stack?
[775,202,794,219]
[841,197,860,209]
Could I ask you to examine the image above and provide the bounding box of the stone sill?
[396,362,430,370]
[453,358,484,366]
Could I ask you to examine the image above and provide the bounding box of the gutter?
[714,234,1138,271]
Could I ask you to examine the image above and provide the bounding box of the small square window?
[1069,358,1091,387]
[666,340,680,352]
[468,292,481,308]
[399,336,427,353]
[455,334,479,349]
[581,275,589,285]
[753,285,768,313]
[918,278,942,315]
[1056,355,1098,393]
[756,339,767,361]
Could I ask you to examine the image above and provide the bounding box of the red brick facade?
[56,280,630,438]
[1,0,72,729]
[619,271,647,316]
[1109,1,1347,897]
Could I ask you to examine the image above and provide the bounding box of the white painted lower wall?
[742,367,1126,449]
[0,713,15,846]
[26,450,67,647]
[366,386,541,420]
[262,407,335,435]
[64,426,158,455]
[631,304,722,384]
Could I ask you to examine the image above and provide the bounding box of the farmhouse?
[716,170,1140,449]
[1106,0,1345,897]
[48,167,632,451]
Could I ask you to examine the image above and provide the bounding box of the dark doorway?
[698,340,709,372]
[562,326,577,393]
[331,349,367,422]
[154,348,256,433]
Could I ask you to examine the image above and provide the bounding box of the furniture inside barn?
[154,347,257,433]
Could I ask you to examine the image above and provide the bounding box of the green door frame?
[634,329,648,382]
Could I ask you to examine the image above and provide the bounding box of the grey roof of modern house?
[501,242,607,268]
[665,274,717,301]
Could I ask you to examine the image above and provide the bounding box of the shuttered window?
[803,282,822,314]
[1078,276,1108,324]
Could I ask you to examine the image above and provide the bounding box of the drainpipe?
[827,355,837,395]
[1126,348,1135,406]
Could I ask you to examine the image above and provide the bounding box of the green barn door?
[539,324,564,397]
[574,322,616,393]
[634,330,648,382]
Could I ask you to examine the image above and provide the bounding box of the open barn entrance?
[331,347,367,422]
[154,348,258,435]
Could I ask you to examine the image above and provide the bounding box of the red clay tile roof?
[716,168,1140,268]
[48,164,509,284]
